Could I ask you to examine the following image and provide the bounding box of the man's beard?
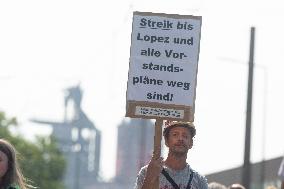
[170,145,188,157]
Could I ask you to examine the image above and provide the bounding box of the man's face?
[165,126,193,156]
[0,150,8,179]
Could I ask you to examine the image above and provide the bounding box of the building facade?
[206,156,283,189]
[115,118,157,185]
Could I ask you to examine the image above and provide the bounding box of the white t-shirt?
[278,157,284,180]
[134,164,208,189]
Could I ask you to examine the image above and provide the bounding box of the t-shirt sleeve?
[133,166,147,189]
[198,175,209,189]
[278,158,284,180]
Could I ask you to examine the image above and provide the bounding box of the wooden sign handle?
[153,119,163,189]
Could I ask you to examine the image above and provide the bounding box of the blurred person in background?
[0,139,32,189]
[278,156,284,189]
[265,185,277,189]
[134,121,208,189]
[208,182,227,189]
[228,183,246,189]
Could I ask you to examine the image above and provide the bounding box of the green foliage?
[0,111,17,138]
[0,111,66,189]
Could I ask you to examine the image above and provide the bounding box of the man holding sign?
[128,11,205,189]
[134,121,208,189]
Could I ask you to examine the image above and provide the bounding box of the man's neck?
[165,152,187,170]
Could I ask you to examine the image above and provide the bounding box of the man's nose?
[177,135,183,141]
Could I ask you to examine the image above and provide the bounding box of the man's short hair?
[163,121,196,139]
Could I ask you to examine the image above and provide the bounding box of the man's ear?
[189,138,193,149]
[165,138,169,147]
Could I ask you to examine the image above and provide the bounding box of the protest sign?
[126,11,202,122]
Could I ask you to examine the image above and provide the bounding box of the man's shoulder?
[188,165,202,175]
[137,164,149,175]
[190,167,205,177]
[189,165,208,183]
[140,164,149,171]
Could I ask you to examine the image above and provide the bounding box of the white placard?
[126,12,202,121]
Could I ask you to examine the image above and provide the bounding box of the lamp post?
[242,26,255,189]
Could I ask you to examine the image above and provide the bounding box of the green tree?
[0,111,66,189]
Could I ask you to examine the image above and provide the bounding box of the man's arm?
[134,157,164,189]
[134,169,144,189]
[141,157,163,189]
